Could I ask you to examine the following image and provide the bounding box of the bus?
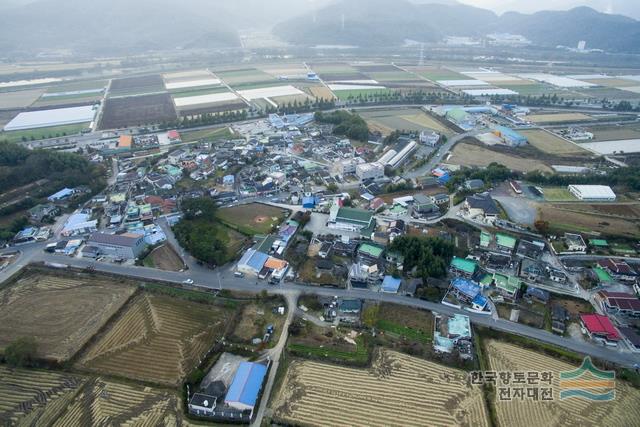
[510,180,523,194]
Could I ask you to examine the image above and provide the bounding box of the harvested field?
[216,68,275,86]
[272,350,489,427]
[538,205,640,238]
[270,93,312,107]
[309,85,336,100]
[100,93,177,129]
[485,340,640,427]
[108,75,165,97]
[586,124,640,142]
[579,87,640,100]
[79,292,234,386]
[144,243,185,271]
[528,113,592,123]
[0,366,85,426]
[361,108,453,135]
[448,142,552,173]
[0,269,136,362]
[54,377,183,426]
[215,203,288,235]
[520,129,590,156]
[0,88,43,108]
[407,66,466,82]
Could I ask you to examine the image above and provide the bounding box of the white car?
[182,279,194,285]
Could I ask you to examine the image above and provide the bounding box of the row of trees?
[314,110,370,141]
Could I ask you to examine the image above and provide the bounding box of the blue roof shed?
[382,276,402,293]
[224,362,268,412]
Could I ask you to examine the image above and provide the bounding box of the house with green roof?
[480,232,492,248]
[495,233,517,253]
[493,273,521,299]
[590,239,609,248]
[450,257,478,278]
[328,204,375,234]
[358,242,385,260]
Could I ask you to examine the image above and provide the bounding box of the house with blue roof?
[47,187,75,202]
[224,362,268,416]
[381,276,402,294]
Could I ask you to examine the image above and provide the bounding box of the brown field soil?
[448,142,553,173]
[0,366,85,426]
[538,205,640,238]
[555,203,640,219]
[146,244,185,271]
[0,269,136,362]
[272,350,489,427]
[362,108,453,135]
[586,125,640,142]
[0,88,44,108]
[215,203,288,235]
[583,78,639,87]
[53,377,184,427]
[78,293,234,386]
[527,113,592,123]
[550,295,595,320]
[99,93,177,130]
[520,129,589,156]
[485,340,640,427]
[309,86,336,100]
[378,303,433,333]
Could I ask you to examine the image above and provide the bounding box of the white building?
[356,162,385,181]
[568,185,616,201]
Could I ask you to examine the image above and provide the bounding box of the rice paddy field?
[0,269,136,362]
[361,108,454,135]
[485,340,640,427]
[584,124,640,142]
[406,66,467,82]
[538,205,640,238]
[78,292,234,386]
[53,377,184,426]
[519,129,591,156]
[0,366,85,426]
[310,62,367,81]
[272,350,489,427]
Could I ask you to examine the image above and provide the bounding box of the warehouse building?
[491,125,528,147]
[86,232,146,260]
[568,185,616,201]
[328,204,375,234]
[4,105,96,131]
[224,362,268,417]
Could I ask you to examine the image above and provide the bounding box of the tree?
[326,183,339,193]
[362,304,379,328]
[4,337,38,367]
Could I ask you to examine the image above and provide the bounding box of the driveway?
[492,195,539,226]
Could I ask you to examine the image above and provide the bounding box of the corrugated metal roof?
[224,362,267,407]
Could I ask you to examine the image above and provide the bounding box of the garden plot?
[272,350,489,427]
[78,292,234,386]
[485,340,640,427]
[0,269,136,362]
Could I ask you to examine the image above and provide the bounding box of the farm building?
[580,313,620,346]
[224,362,268,416]
[3,105,96,131]
[491,125,528,147]
[445,108,476,130]
[568,185,616,201]
[47,188,75,202]
[328,204,375,234]
[86,232,146,260]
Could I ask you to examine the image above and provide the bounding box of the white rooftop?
[568,185,616,199]
[4,105,96,131]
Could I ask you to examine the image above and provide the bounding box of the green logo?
[559,357,615,401]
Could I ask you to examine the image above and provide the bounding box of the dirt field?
[586,124,640,142]
[309,86,336,100]
[215,203,288,235]
[520,129,590,156]
[78,293,233,386]
[448,143,553,173]
[485,340,640,427]
[145,244,185,271]
[0,269,136,362]
[0,88,44,108]
[527,113,592,123]
[0,366,85,426]
[538,205,640,238]
[556,203,640,219]
[53,377,185,426]
[272,350,489,427]
[108,75,165,97]
[232,302,285,344]
[100,93,177,130]
[361,108,453,135]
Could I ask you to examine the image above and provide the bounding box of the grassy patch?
[0,123,90,143]
[215,203,288,235]
[181,126,234,143]
[288,336,370,365]
[376,319,432,343]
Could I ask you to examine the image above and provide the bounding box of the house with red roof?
[579,313,620,346]
[596,291,640,317]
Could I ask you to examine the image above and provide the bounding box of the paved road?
[2,245,637,368]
